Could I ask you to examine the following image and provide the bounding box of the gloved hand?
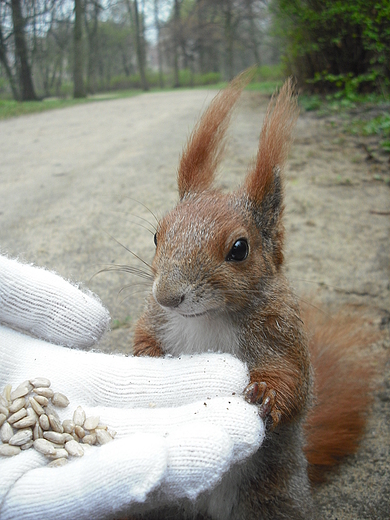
[0,255,265,519]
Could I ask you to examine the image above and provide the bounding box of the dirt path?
[0,90,389,518]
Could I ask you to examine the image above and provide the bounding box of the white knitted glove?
[0,255,265,519]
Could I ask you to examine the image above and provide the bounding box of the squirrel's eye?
[154,233,158,247]
[226,239,249,262]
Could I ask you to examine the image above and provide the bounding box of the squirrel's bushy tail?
[302,308,377,483]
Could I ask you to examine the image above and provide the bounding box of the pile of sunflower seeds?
[0,378,116,467]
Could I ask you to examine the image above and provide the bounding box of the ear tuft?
[178,69,253,199]
[243,78,299,267]
[244,78,299,204]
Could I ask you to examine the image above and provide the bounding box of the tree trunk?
[85,2,99,95]
[125,0,149,91]
[196,0,204,75]
[11,0,38,101]
[134,0,149,91]
[74,0,86,98]
[245,0,261,67]
[224,0,234,81]
[154,0,164,88]
[0,24,20,100]
[173,0,180,87]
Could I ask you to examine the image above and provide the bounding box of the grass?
[0,90,143,120]
[0,64,285,120]
[0,81,281,121]
[299,90,390,154]
[348,112,390,152]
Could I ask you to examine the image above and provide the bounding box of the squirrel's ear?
[177,69,252,200]
[243,79,299,266]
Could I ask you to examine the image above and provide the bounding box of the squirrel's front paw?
[244,382,281,429]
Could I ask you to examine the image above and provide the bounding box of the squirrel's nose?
[153,281,185,309]
[157,293,185,309]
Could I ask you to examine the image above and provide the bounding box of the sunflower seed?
[9,428,33,446]
[48,457,68,467]
[20,380,33,392]
[62,420,75,434]
[33,438,57,456]
[27,407,38,420]
[83,416,100,431]
[2,384,12,403]
[29,397,45,416]
[45,404,60,421]
[10,385,30,401]
[33,423,43,440]
[95,429,113,445]
[65,440,84,457]
[2,378,116,461]
[8,407,27,424]
[34,387,54,399]
[8,397,26,414]
[48,448,69,460]
[0,421,14,442]
[34,395,49,407]
[74,425,85,439]
[73,406,86,426]
[21,440,34,450]
[51,393,69,408]
[0,404,9,417]
[82,433,97,445]
[43,431,67,445]
[30,378,51,388]
[13,415,37,429]
[48,414,64,433]
[39,414,50,430]
[0,444,21,457]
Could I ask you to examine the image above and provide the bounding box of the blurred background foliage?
[0,0,388,113]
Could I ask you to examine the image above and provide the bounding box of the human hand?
[0,255,265,519]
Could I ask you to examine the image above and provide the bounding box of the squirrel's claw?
[244,382,279,429]
[244,381,266,404]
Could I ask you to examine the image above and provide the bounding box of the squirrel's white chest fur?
[159,310,242,518]
[159,311,240,357]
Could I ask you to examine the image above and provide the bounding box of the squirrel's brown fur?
[303,308,375,483]
[131,74,376,519]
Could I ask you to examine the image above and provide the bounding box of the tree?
[154,0,164,88]
[74,0,86,98]
[11,0,38,100]
[0,20,19,100]
[124,0,148,91]
[173,0,181,87]
[223,0,235,80]
[134,0,149,90]
[272,0,390,91]
[244,0,261,67]
[85,0,101,94]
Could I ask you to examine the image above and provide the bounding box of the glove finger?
[0,449,47,506]
[0,434,168,520]
[1,326,249,407]
[162,422,233,501]
[78,395,264,465]
[1,424,237,519]
[0,256,109,348]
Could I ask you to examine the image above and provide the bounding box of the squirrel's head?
[152,73,299,318]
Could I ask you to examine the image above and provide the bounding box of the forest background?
[0,0,389,101]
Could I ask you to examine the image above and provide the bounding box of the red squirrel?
[131,74,375,519]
